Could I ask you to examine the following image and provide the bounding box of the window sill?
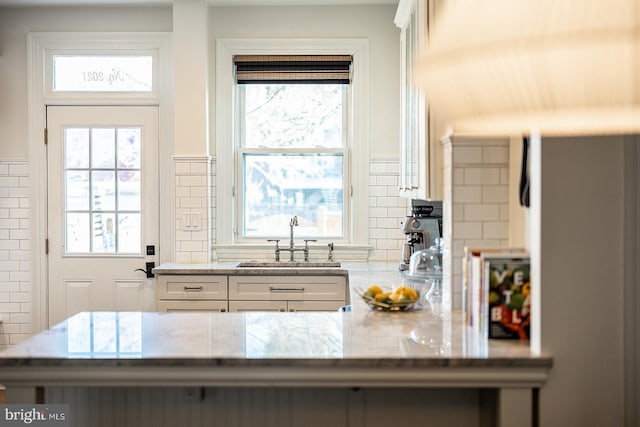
[212,243,372,262]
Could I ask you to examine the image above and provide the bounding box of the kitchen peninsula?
[0,263,551,427]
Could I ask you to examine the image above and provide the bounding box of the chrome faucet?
[270,215,305,261]
[266,216,316,262]
[289,215,298,251]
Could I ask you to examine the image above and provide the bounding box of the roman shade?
[234,55,352,84]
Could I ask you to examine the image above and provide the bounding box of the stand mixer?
[399,199,442,271]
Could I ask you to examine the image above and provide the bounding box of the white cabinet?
[155,274,349,313]
[229,300,345,312]
[228,275,348,312]
[156,275,228,312]
[395,0,441,200]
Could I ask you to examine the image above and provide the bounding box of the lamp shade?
[417,0,640,135]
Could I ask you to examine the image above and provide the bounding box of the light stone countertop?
[0,262,551,388]
[153,261,350,277]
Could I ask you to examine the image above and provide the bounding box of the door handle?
[135,262,155,278]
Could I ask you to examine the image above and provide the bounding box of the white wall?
[536,136,628,426]
[0,6,173,159]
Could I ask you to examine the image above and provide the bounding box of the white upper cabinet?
[395,0,442,200]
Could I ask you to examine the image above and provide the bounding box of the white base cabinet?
[229,300,345,312]
[156,275,228,312]
[156,274,348,313]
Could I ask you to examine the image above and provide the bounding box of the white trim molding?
[214,38,371,260]
[27,32,173,333]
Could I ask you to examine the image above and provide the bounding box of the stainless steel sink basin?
[236,261,341,268]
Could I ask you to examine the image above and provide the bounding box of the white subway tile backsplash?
[8,164,28,176]
[174,157,212,264]
[368,207,387,218]
[453,146,483,164]
[483,222,509,239]
[464,167,501,185]
[482,146,509,163]
[369,162,387,175]
[443,138,510,311]
[482,186,509,204]
[367,158,408,262]
[177,175,204,187]
[0,159,31,350]
[452,186,482,203]
[369,186,387,198]
[375,175,398,187]
[0,302,21,312]
[464,204,500,222]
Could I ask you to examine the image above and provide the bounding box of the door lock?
[135,262,155,278]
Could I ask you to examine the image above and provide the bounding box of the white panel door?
[47,106,159,326]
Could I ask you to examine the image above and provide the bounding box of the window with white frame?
[215,39,370,258]
[234,55,351,240]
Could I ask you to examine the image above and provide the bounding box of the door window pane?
[118,171,141,211]
[117,128,141,169]
[92,171,115,211]
[91,128,115,168]
[118,213,141,254]
[64,126,142,254]
[65,171,89,211]
[66,213,90,253]
[93,213,116,253]
[65,128,89,168]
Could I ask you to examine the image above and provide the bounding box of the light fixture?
[416,0,640,136]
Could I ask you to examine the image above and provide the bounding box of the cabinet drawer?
[229,276,346,301]
[157,300,228,312]
[228,300,344,312]
[157,275,228,300]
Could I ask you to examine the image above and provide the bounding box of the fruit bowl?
[359,285,420,312]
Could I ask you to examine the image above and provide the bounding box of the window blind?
[234,55,352,84]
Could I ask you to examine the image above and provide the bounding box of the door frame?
[27,33,173,333]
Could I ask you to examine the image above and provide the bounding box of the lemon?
[392,286,418,301]
[403,287,418,301]
[375,291,391,302]
[367,284,383,295]
[364,284,384,299]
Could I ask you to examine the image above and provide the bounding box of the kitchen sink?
[235,261,341,268]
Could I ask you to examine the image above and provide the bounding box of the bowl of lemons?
[360,284,420,312]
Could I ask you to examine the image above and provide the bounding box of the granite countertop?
[0,262,551,388]
[153,261,350,276]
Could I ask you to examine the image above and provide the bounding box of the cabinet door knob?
[220,308,226,312]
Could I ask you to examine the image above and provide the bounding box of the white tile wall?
[442,137,510,310]
[0,159,31,350]
[368,157,409,262]
[0,146,509,349]
[174,157,212,263]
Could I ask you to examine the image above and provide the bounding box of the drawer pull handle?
[269,286,305,292]
[184,286,203,292]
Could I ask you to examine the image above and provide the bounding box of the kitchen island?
[0,263,551,427]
